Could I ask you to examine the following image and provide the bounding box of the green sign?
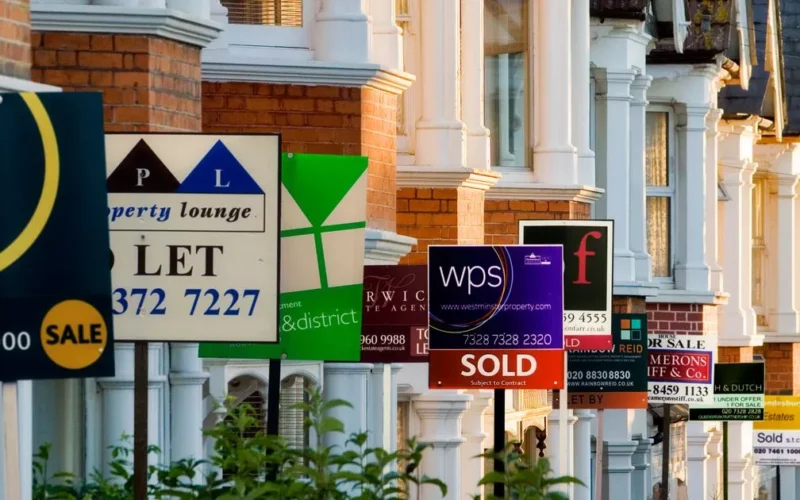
[199,153,368,361]
[0,92,115,381]
[689,362,765,421]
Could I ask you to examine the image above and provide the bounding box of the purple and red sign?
[428,245,565,389]
[360,265,428,363]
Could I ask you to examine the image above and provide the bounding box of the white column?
[571,0,594,186]
[414,391,470,500]
[706,429,722,499]
[706,108,724,292]
[533,0,577,184]
[17,381,31,500]
[743,455,755,500]
[573,410,594,500]
[594,69,636,283]
[602,410,636,500]
[97,344,135,477]
[727,422,751,500]
[719,154,757,342]
[390,364,402,453]
[367,364,392,450]
[370,0,402,69]
[675,104,711,291]
[166,0,209,17]
[169,343,208,465]
[771,175,799,333]
[323,364,372,452]
[686,422,710,500]
[631,437,652,500]
[460,390,492,499]
[315,0,372,64]
[461,0,490,171]
[415,0,466,168]
[545,410,577,496]
[630,73,653,283]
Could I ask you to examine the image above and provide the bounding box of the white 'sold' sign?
[106,134,281,342]
[648,333,716,404]
[754,396,800,466]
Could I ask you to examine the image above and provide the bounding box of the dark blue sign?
[0,92,114,381]
[428,245,564,350]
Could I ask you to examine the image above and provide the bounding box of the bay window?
[219,0,313,49]
[645,109,676,281]
[484,0,529,167]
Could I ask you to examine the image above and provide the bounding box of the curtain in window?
[221,0,303,26]
[752,177,765,308]
[484,0,528,167]
[645,112,672,278]
[647,197,671,278]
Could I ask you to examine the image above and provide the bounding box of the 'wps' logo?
[573,231,602,285]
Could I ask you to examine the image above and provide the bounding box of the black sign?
[689,363,765,421]
[560,314,648,409]
[0,93,115,381]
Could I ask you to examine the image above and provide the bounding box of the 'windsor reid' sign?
[689,362,765,421]
[519,220,613,351]
[427,245,565,390]
[106,134,281,343]
[648,333,716,404]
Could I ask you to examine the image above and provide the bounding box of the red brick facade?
[0,0,30,79]
[755,343,800,395]
[483,200,592,245]
[202,82,398,231]
[646,303,718,336]
[31,32,202,132]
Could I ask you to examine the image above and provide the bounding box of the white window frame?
[645,105,678,287]
[224,0,316,50]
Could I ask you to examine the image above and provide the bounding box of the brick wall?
[484,200,591,245]
[31,33,202,132]
[0,0,30,79]
[755,343,800,395]
[646,303,718,336]
[203,82,397,231]
[397,187,485,265]
[718,346,754,363]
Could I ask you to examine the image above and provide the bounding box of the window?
[279,375,312,450]
[752,176,767,325]
[645,110,676,280]
[221,0,303,26]
[484,0,529,167]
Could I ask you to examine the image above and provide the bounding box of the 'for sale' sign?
[647,333,716,404]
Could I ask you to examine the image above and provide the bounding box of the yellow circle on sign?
[40,300,107,370]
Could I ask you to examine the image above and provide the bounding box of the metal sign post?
[133,342,149,500]
[2,382,20,500]
[662,403,670,500]
[493,388,505,497]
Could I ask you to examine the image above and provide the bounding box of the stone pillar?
[706,429,723,499]
[631,436,652,500]
[686,422,711,500]
[97,344,135,477]
[461,390,492,499]
[629,73,652,283]
[370,0,402,69]
[602,410,636,500]
[367,363,391,450]
[533,0,577,184]
[546,410,577,496]
[719,153,757,342]
[726,422,750,500]
[415,0,466,168]
[323,364,372,451]
[573,410,594,500]
[594,68,636,283]
[315,0,371,63]
[169,344,208,465]
[706,108,723,291]
[771,174,800,333]
[414,392,471,500]
[571,0,594,186]
[390,364,402,453]
[461,0,490,170]
[675,104,711,291]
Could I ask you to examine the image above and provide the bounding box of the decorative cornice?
[762,334,800,344]
[613,281,661,297]
[202,57,415,95]
[486,167,603,203]
[396,166,501,191]
[323,362,374,375]
[716,333,765,348]
[169,371,210,386]
[646,289,728,305]
[0,76,59,93]
[31,4,222,48]
[364,229,416,265]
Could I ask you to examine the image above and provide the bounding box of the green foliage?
[475,443,584,500]
[32,387,445,500]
